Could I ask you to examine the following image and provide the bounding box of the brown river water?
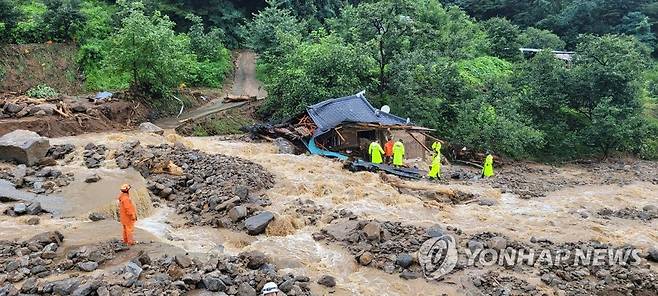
[1,131,656,295]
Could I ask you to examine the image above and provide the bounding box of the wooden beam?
[407,131,431,153]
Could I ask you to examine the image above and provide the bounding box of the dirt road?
[229,50,267,98]
[157,50,266,129]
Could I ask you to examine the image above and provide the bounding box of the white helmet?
[262,282,280,295]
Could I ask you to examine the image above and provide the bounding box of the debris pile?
[470,271,539,296]
[83,143,107,169]
[113,141,276,233]
[3,201,44,217]
[0,93,117,120]
[597,206,658,221]
[46,144,76,160]
[0,232,314,296]
[534,241,658,295]
[483,160,658,199]
[313,214,435,278]
[0,164,74,194]
[282,199,325,225]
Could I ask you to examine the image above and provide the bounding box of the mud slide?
[157,50,267,129]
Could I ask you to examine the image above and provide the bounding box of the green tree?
[519,27,566,50]
[186,14,231,87]
[451,85,544,158]
[108,2,196,96]
[482,17,522,61]
[42,0,86,42]
[0,0,22,42]
[260,33,376,119]
[330,0,415,96]
[617,12,656,49]
[242,0,303,55]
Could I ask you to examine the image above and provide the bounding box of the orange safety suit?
[384,140,394,157]
[118,192,137,245]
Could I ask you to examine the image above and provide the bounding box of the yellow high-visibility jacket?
[368,142,384,164]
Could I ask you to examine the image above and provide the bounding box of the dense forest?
[1,0,657,160]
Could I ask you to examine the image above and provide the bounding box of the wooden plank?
[407,131,431,153]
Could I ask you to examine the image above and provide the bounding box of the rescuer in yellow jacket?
[428,141,441,179]
[482,153,494,177]
[368,141,385,164]
[392,140,405,167]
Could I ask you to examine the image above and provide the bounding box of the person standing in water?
[118,184,137,246]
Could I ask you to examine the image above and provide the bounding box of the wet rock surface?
[479,160,658,199]
[314,214,432,276]
[46,144,76,160]
[113,141,275,232]
[597,206,658,221]
[83,143,107,169]
[0,232,314,296]
[0,164,74,195]
[0,130,50,166]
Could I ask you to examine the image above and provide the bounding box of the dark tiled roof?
[306,92,410,136]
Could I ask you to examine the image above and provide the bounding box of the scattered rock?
[84,174,101,183]
[358,252,373,266]
[363,222,381,241]
[648,248,658,263]
[228,206,248,222]
[0,130,50,166]
[242,251,268,269]
[426,225,443,238]
[26,202,42,215]
[488,237,508,251]
[175,254,193,268]
[317,275,336,288]
[236,282,257,296]
[13,203,27,215]
[395,253,413,268]
[26,217,40,225]
[274,137,296,154]
[478,198,497,206]
[88,212,106,221]
[77,261,99,272]
[139,122,164,135]
[244,212,274,235]
[400,271,420,280]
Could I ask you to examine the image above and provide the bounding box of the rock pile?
[3,202,44,216]
[533,241,658,295]
[283,199,325,225]
[470,271,538,296]
[1,237,314,296]
[314,215,434,277]
[113,141,276,233]
[482,160,658,199]
[0,164,74,194]
[0,231,65,283]
[0,130,50,166]
[83,143,107,168]
[597,206,657,221]
[46,144,76,160]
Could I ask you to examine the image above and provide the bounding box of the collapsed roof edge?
[306,91,412,136]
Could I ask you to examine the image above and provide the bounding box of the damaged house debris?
[249,92,437,178]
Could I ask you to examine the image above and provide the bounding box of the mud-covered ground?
[0,131,656,296]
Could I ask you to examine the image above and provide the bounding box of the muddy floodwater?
[1,131,657,295]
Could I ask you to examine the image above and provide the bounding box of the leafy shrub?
[11,1,47,43]
[26,84,58,98]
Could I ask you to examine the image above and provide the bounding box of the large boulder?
[0,130,50,165]
[139,122,164,135]
[274,137,296,154]
[244,212,274,235]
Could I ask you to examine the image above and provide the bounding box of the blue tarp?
[306,92,410,136]
[95,91,113,100]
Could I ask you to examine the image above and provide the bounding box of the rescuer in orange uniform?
[118,184,137,246]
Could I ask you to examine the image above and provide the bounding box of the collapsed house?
[250,92,437,178]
